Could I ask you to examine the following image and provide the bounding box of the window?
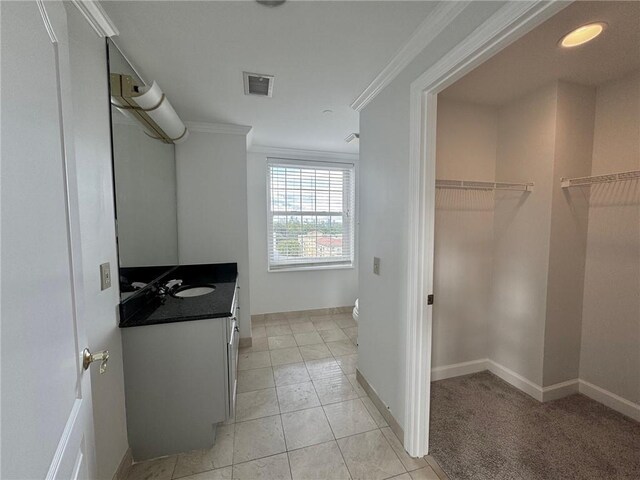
[267,158,355,271]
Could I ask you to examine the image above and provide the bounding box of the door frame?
[403,0,571,457]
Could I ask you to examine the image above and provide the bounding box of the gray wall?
[580,71,640,404]
[436,83,599,389]
[247,151,359,315]
[112,121,178,267]
[433,79,638,409]
[543,82,595,386]
[432,99,496,368]
[176,131,251,339]
[358,1,506,427]
[490,84,557,386]
[66,5,129,479]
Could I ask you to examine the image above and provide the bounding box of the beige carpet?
[429,371,640,480]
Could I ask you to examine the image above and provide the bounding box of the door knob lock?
[83,348,109,374]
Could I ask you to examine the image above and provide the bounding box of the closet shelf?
[435,179,534,192]
[561,170,640,188]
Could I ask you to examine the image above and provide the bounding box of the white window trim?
[268,263,355,274]
[266,157,356,272]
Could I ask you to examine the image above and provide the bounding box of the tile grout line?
[237,382,365,421]
[275,403,292,478]
[282,416,294,480]
[135,315,357,480]
[275,343,306,477]
[318,388,356,480]
[236,318,360,477]
[311,330,362,480]
[307,357,356,480]
[231,420,390,466]
[175,431,405,480]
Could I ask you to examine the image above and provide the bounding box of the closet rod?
[435,179,534,192]
[561,169,640,188]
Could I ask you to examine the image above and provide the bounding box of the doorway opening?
[417,1,640,478]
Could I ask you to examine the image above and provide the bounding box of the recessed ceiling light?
[559,22,606,48]
[345,133,359,144]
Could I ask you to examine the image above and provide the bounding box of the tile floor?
[124,312,443,480]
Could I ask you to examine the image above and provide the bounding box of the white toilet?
[352,298,359,323]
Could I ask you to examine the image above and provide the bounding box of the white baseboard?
[485,361,581,403]
[356,369,404,442]
[430,358,544,400]
[485,359,544,401]
[579,380,640,422]
[430,358,638,422]
[431,359,487,381]
[431,358,544,400]
[112,448,132,480]
[542,378,579,402]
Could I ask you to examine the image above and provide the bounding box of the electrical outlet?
[373,257,380,275]
[100,262,112,290]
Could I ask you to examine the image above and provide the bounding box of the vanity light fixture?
[345,133,359,144]
[559,22,606,48]
[110,73,189,144]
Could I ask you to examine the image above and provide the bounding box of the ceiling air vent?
[243,72,274,97]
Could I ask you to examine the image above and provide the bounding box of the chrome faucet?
[157,279,183,297]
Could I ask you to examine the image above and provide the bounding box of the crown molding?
[249,145,358,162]
[410,1,568,95]
[185,121,253,136]
[71,1,119,37]
[246,128,255,151]
[36,1,58,44]
[350,1,470,112]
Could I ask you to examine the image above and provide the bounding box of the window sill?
[268,264,354,273]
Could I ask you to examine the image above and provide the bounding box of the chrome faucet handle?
[164,279,183,289]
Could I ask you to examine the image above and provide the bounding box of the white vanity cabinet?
[121,286,240,461]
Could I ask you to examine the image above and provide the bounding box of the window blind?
[267,158,355,271]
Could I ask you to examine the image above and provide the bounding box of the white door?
[1,1,97,478]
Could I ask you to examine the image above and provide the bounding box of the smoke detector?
[243,72,274,97]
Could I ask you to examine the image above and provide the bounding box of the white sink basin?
[172,285,216,298]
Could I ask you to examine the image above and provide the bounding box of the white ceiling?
[441,1,640,106]
[102,1,440,153]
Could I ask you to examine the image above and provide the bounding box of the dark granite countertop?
[119,263,238,328]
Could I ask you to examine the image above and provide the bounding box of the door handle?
[83,348,109,374]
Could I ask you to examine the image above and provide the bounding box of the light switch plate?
[100,262,111,290]
[373,257,380,275]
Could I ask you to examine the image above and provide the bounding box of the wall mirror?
[107,39,179,301]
